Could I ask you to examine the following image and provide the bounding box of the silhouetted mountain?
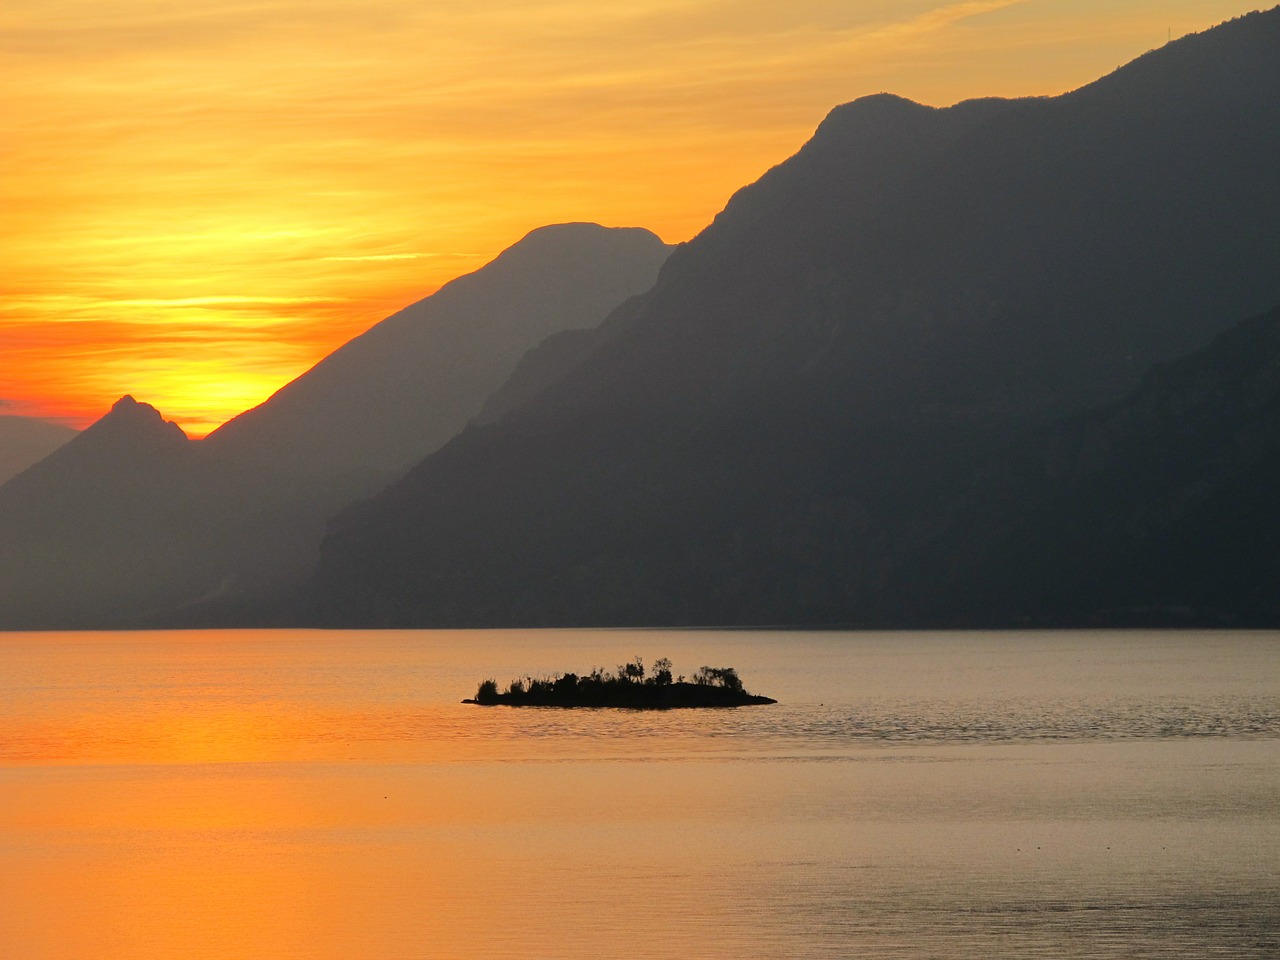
[58,395,187,458]
[0,397,221,628]
[472,290,653,427]
[311,10,1280,627]
[0,415,76,485]
[0,226,670,628]
[472,329,598,427]
[875,304,1280,627]
[205,223,670,483]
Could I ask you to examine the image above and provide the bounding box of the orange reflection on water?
[0,758,750,960]
[3,630,1279,959]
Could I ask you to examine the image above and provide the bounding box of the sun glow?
[1,0,1262,435]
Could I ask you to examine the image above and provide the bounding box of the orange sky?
[1,0,1265,436]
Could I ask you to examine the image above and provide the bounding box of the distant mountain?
[0,397,219,628]
[311,9,1280,627]
[205,223,670,484]
[0,415,76,485]
[876,304,1280,627]
[0,225,671,628]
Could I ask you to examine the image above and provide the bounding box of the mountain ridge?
[205,222,670,481]
[0,224,672,628]
[310,7,1280,627]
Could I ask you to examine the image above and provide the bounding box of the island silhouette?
[465,657,776,709]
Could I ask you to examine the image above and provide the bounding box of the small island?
[464,657,776,709]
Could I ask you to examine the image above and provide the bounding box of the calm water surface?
[1,629,1277,958]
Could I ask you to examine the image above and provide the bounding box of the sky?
[1,1,1266,436]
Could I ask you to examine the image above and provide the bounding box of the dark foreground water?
[1,629,1277,958]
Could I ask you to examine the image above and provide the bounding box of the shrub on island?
[465,657,775,709]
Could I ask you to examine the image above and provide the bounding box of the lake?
[1,628,1277,958]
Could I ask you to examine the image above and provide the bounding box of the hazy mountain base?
[0,415,76,486]
[0,227,671,629]
[0,398,224,628]
[204,224,671,480]
[873,304,1280,627]
[309,10,1280,629]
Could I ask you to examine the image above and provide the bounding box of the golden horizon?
[1,1,1263,436]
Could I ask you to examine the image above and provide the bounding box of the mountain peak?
[85,395,189,450]
[109,394,147,416]
[815,93,932,133]
[797,93,957,162]
[483,222,669,274]
[519,222,659,243]
[202,220,672,481]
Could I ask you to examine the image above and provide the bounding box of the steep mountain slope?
[205,223,670,484]
[0,226,670,628]
[877,304,1280,627]
[0,398,220,627]
[312,10,1280,627]
[0,415,76,485]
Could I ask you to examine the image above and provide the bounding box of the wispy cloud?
[319,252,480,262]
[890,0,1028,36]
[2,0,1256,435]
[108,296,353,308]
